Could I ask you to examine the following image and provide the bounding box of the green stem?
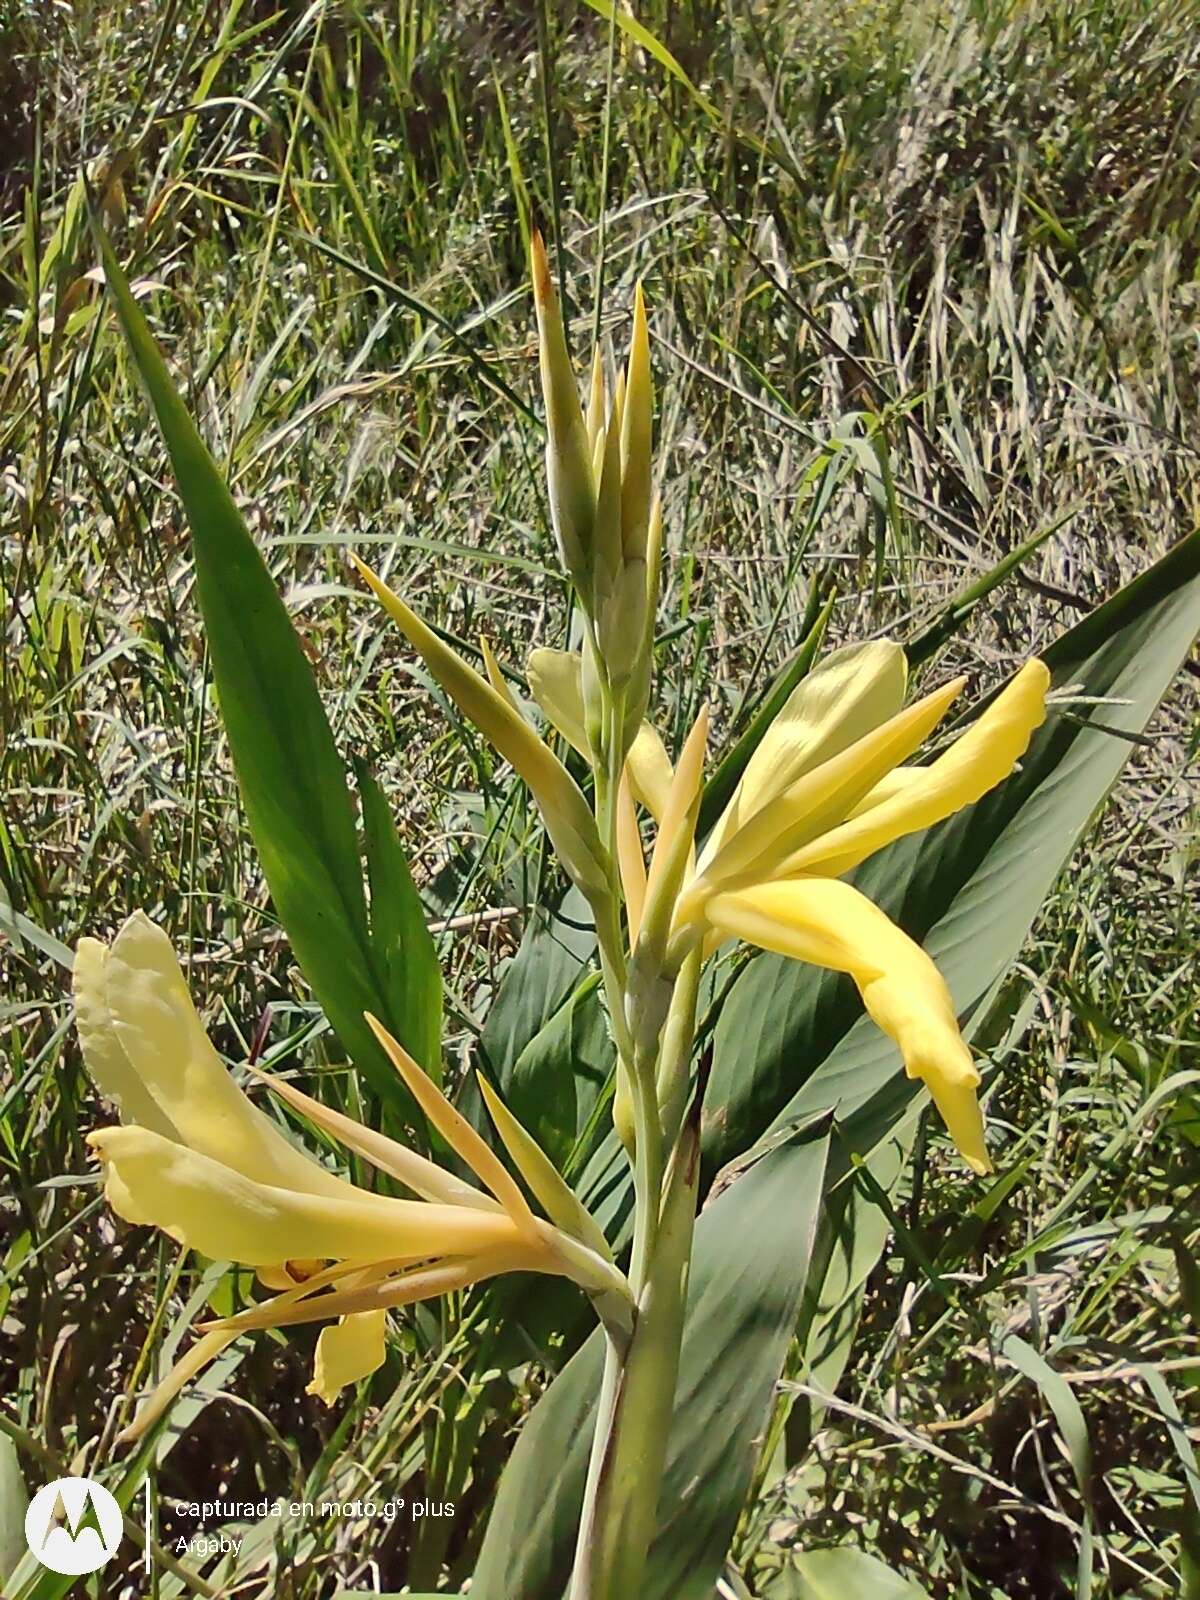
[569,1112,702,1598]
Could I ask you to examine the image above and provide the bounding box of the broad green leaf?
[479,887,596,1086]
[91,213,429,1115]
[357,762,443,1077]
[766,1546,934,1599]
[705,530,1200,1175]
[471,1120,831,1599]
[505,973,612,1169]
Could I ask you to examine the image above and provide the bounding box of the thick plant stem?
[567,1110,701,1599]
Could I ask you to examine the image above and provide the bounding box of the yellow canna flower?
[675,654,1052,1174]
[75,914,629,1439]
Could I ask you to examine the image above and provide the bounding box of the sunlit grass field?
[2,0,1197,1595]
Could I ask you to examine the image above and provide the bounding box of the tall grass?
[1,0,1196,1593]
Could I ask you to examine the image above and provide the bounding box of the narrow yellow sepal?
[475,1073,614,1263]
[364,1013,543,1245]
[353,557,609,900]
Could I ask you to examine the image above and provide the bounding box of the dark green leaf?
[480,888,596,1087]
[505,973,612,1168]
[92,213,425,1117]
[357,762,443,1078]
[765,1546,934,1599]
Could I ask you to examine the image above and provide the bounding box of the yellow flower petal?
[628,721,673,821]
[100,913,354,1200]
[703,879,990,1174]
[89,1125,529,1265]
[692,676,964,899]
[703,640,908,862]
[616,771,647,945]
[644,704,708,913]
[779,659,1050,879]
[527,646,590,756]
[73,936,180,1140]
[525,647,673,819]
[307,1310,388,1405]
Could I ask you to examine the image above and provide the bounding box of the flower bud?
[531,231,595,603]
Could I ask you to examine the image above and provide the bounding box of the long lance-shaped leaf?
[704,528,1200,1175]
[471,1119,830,1599]
[90,211,435,1113]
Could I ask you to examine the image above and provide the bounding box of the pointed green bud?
[531,231,595,603]
[620,283,652,564]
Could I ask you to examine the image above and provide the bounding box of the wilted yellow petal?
[213,1248,543,1330]
[247,1065,498,1211]
[73,936,180,1140]
[89,1124,529,1265]
[307,1310,388,1405]
[100,913,354,1200]
[353,559,608,898]
[365,1014,542,1244]
[692,677,964,899]
[779,660,1050,879]
[704,878,990,1174]
[703,640,908,862]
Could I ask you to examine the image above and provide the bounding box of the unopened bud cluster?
[531,233,660,758]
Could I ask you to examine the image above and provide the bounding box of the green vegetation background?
[1,0,1196,1596]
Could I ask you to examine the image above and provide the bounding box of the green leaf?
[357,762,443,1078]
[471,1120,831,1599]
[704,530,1200,1174]
[767,1546,934,1599]
[479,888,596,1086]
[0,1436,27,1591]
[504,973,612,1169]
[91,211,429,1115]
